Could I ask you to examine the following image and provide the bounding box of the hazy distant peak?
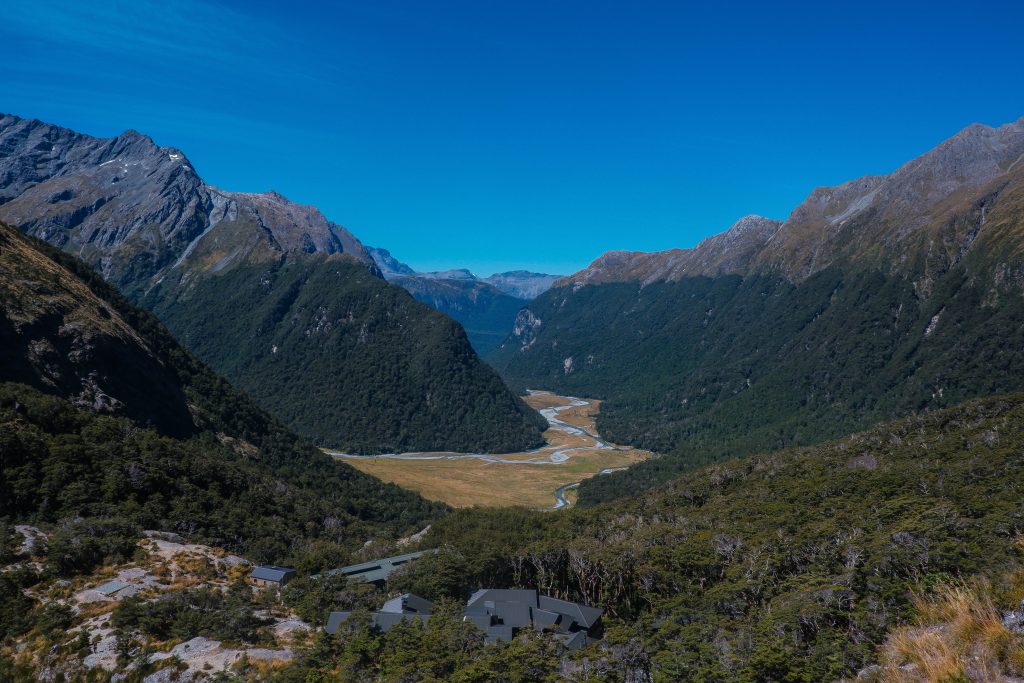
[367,246,416,279]
[420,268,477,281]
[482,271,561,299]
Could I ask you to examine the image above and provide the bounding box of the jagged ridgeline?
[0,114,545,453]
[489,117,1024,503]
[0,223,444,561]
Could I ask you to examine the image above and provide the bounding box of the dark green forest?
[490,261,1024,504]
[0,382,443,569]
[142,255,547,454]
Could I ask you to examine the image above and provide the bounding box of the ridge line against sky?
[2,0,1022,276]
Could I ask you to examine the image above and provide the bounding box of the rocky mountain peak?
[560,116,1024,288]
[559,214,782,288]
[0,113,373,289]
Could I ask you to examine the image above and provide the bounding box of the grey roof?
[463,603,490,617]
[466,588,538,608]
[538,595,603,628]
[485,625,514,644]
[465,614,492,631]
[251,565,295,583]
[325,611,351,635]
[531,608,561,630]
[371,612,430,632]
[497,603,532,628]
[323,551,426,584]
[326,609,431,635]
[381,593,433,615]
[554,630,589,651]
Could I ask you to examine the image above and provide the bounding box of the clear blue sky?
[2,1,1022,276]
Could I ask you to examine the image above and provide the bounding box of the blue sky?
[2,1,1022,276]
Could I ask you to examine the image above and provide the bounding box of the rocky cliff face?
[0,114,371,293]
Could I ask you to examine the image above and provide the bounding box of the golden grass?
[334,392,650,509]
[875,581,1023,682]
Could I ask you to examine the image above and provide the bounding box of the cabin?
[250,565,296,588]
[324,588,602,651]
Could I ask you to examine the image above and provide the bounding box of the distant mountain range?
[366,246,560,353]
[0,114,546,453]
[490,116,1024,503]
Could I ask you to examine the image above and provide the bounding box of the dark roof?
[465,614,492,631]
[325,611,351,635]
[381,593,433,615]
[538,595,603,628]
[463,603,490,617]
[371,613,430,632]
[497,603,532,628]
[485,625,514,644]
[466,588,538,608]
[325,608,431,635]
[554,630,590,651]
[251,565,295,583]
[531,608,561,630]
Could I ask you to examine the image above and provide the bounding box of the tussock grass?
[876,581,1023,682]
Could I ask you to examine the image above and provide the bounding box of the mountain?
[0,115,371,293]
[0,114,545,453]
[367,247,561,353]
[0,221,444,563]
[483,271,562,299]
[490,116,1024,503]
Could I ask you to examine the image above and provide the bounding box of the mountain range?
[0,114,546,453]
[367,246,559,353]
[490,116,1024,503]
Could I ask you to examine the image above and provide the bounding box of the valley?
[329,391,650,508]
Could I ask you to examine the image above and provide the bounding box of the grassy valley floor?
[328,391,650,508]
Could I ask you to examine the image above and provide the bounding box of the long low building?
[318,550,426,585]
[325,588,602,651]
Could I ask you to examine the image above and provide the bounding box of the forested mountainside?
[367,246,559,354]
[0,114,545,453]
[386,275,527,355]
[0,222,444,564]
[142,253,547,453]
[325,391,1024,682]
[490,117,1024,504]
